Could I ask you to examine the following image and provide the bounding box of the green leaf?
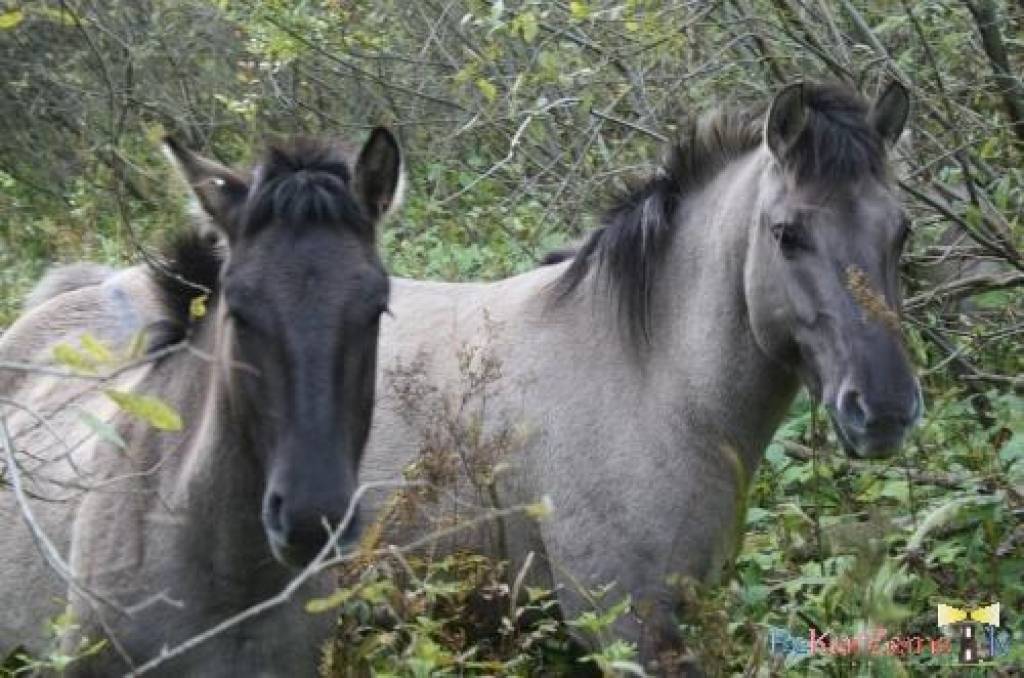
[1000,430,1024,470]
[76,409,127,450]
[77,638,108,659]
[52,335,119,374]
[48,605,77,636]
[538,49,560,81]
[489,0,504,23]
[52,343,96,375]
[745,507,772,525]
[608,660,648,677]
[569,1,590,20]
[0,9,24,29]
[972,290,1012,309]
[519,11,538,43]
[34,7,77,26]
[104,390,183,431]
[567,596,631,633]
[525,586,552,602]
[79,333,113,364]
[906,495,990,552]
[306,587,353,613]
[475,77,497,102]
[126,329,149,359]
[525,495,553,519]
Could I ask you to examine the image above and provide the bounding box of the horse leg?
[565,581,704,677]
[539,452,739,677]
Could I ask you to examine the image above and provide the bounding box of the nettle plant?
[310,335,648,677]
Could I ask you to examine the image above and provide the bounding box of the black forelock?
[242,137,370,237]
[782,83,886,182]
[553,82,889,349]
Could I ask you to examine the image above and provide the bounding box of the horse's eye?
[771,222,805,253]
[896,217,912,251]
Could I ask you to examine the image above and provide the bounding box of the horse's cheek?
[745,270,795,362]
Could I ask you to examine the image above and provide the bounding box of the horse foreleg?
[540,465,739,677]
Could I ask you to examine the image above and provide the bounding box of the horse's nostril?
[265,492,285,533]
[263,483,362,564]
[837,387,868,429]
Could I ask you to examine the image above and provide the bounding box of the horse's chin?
[267,536,316,569]
[266,531,360,569]
[827,409,903,460]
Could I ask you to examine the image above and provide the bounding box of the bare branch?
[904,271,1024,311]
[126,479,539,677]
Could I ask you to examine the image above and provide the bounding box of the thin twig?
[126,479,539,677]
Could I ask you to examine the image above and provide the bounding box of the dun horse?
[361,82,921,672]
[0,130,402,675]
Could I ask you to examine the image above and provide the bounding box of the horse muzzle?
[829,381,923,459]
[262,490,363,568]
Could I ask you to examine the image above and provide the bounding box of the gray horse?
[360,82,921,673]
[0,130,402,675]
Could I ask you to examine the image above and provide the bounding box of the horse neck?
[163,303,270,565]
[650,150,799,474]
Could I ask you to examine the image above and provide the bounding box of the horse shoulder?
[0,269,164,659]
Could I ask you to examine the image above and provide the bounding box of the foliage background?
[0,0,1021,675]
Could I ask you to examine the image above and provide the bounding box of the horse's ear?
[868,80,911,146]
[353,127,404,225]
[162,136,248,236]
[765,83,808,163]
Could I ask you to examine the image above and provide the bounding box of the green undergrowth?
[312,385,1021,677]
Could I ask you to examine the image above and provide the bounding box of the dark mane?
[148,230,224,351]
[553,83,888,347]
[244,138,368,237]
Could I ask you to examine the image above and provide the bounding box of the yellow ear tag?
[189,294,208,321]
